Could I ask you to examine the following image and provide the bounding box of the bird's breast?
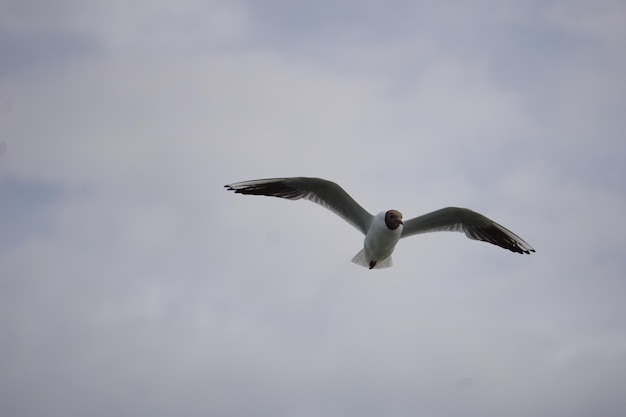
[364,220,403,261]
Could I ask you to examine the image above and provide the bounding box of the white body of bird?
[352,211,403,269]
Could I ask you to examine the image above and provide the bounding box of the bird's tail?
[351,249,393,269]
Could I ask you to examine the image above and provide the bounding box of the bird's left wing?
[225,177,373,235]
[401,207,535,254]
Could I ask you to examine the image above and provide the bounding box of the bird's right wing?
[225,177,373,235]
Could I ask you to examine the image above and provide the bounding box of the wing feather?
[401,207,535,254]
[225,177,373,235]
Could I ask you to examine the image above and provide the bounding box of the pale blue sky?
[1,1,626,416]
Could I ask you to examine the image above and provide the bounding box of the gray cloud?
[1,1,625,416]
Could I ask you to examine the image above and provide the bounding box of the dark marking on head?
[385,209,403,230]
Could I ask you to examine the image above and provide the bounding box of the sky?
[1,0,626,416]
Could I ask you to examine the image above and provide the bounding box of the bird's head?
[385,209,403,230]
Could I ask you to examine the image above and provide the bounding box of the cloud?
[1,1,625,416]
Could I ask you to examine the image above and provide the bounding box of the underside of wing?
[225,177,373,235]
[401,207,535,254]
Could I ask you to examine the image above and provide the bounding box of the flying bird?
[225,177,535,269]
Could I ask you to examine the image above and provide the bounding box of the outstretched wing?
[401,207,535,254]
[225,177,373,235]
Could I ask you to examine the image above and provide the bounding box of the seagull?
[225,177,535,269]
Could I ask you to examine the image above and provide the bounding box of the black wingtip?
[513,244,535,255]
[471,225,535,255]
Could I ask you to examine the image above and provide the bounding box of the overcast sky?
[1,1,626,416]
